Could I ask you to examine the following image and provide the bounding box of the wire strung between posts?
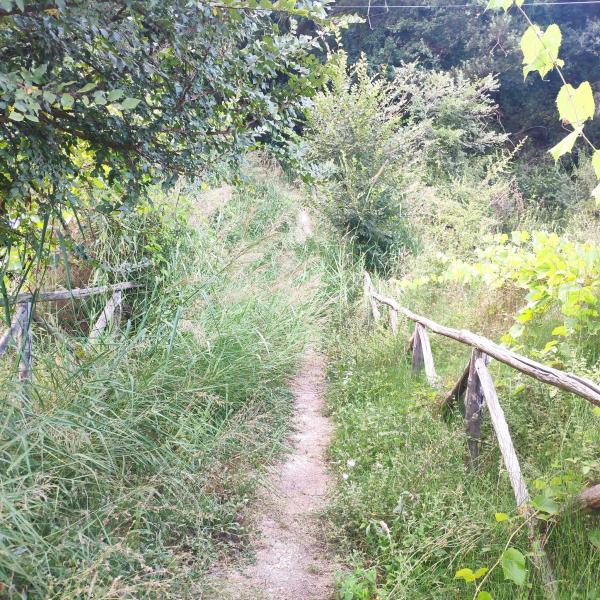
[335,1,600,7]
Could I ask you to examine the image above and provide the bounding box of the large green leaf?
[521,24,564,79]
[486,0,513,10]
[501,547,528,586]
[532,493,560,515]
[556,82,595,126]
[549,126,583,161]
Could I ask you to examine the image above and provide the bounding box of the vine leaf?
[556,82,595,127]
[486,0,514,10]
[501,548,528,586]
[521,24,564,79]
[592,183,600,205]
[532,493,559,514]
[549,126,583,161]
[592,150,600,179]
[486,0,523,11]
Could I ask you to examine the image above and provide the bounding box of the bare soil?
[208,350,337,599]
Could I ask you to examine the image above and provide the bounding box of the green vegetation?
[0,0,328,294]
[317,29,600,598]
[335,0,600,150]
[0,166,325,597]
[325,273,600,599]
[1,1,599,598]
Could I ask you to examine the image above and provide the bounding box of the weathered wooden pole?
[475,358,558,599]
[411,323,424,374]
[363,272,380,322]
[89,290,123,340]
[16,302,32,381]
[464,349,486,462]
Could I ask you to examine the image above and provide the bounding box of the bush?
[301,53,416,272]
[301,52,508,273]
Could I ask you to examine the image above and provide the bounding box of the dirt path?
[210,350,336,599]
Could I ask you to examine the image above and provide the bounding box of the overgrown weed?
[0,170,322,598]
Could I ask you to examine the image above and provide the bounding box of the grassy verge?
[327,275,600,599]
[0,167,322,598]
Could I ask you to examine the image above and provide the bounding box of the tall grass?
[326,268,600,599]
[0,171,320,598]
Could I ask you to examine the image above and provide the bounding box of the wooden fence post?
[411,323,424,374]
[0,308,22,356]
[475,358,558,599]
[464,349,487,463]
[389,308,398,334]
[363,272,381,322]
[16,302,32,381]
[411,323,438,387]
[89,290,123,340]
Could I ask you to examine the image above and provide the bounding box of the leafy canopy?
[0,0,329,258]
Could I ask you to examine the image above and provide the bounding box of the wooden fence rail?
[0,282,138,381]
[363,271,600,599]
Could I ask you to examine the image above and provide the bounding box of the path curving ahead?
[212,349,336,599]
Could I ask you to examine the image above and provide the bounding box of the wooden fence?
[0,282,138,381]
[364,272,600,599]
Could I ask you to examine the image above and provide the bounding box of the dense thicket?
[0,0,326,280]
[334,0,600,147]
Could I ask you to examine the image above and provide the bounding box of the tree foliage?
[0,0,328,275]
[301,51,506,271]
[334,0,600,148]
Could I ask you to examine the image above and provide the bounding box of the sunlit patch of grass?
[0,173,323,598]
[327,303,599,599]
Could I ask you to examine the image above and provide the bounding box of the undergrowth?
[0,168,321,598]
[327,271,600,599]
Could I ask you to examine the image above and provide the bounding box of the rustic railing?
[364,271,600,598]
[0,282,139,381]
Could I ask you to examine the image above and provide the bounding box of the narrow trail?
[211,349,337,599]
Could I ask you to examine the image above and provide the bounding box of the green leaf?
[556,82,595,126]
[107,88,124,101]
[477,593,493,600]
[61,93,74,109]
[532,494,560,514]
[486,0,513,10]
[592,406,600,416]
[551,325,568,336]
[8,110,24,121]
[77,82,97,94]
[455,568,476,583]
[93,91,107,106]
[121,97,141,110]
[495,512,509,522]
[549,126,583,161]
[521,24,563,79]
[509,323,524,339]
[590,529,600,549]
[593,183,600,206]
[501,548,527,586]
[42,90,57,104]
[542,339,558,353]
[592,150,600,179]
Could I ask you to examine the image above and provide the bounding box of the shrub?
[301,52,508,273]
[301,52,415,272]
